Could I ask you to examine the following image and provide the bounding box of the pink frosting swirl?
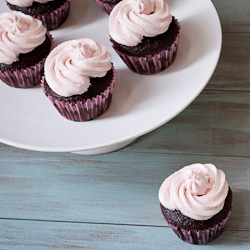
[158,163,229,220]
[7,0,54,8]
[109,0,172,46]
[44,39,112,97]
[0,11,46,64]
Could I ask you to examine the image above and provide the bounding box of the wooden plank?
[0,219,249,250]
[212,0,250,33]
[2,91,250,157]
[0,150,249,230]
[207,33,250,91]
[124,91,250,157]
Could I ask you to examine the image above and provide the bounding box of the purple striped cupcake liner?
[161,205,232,244]
[95,0,118,14]
[6,0,71,30]
[0,33,54,88]
[112,19,181,75]
[41,66,116,122]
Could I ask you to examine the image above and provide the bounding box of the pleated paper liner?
[41,66,116,122]
[112,19,181,75]
[95,0,118,15]
[6,0,71,30]
[0,33,54,88]
[160,202,232,244]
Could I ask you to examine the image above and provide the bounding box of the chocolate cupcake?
[6,0,71,30]
[0,11,54,88]
[109,0,180,74]
[41,38,116,122]
[158,163,233,244]
[95,0,122,15]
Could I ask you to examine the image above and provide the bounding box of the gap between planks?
[0,217,249,232]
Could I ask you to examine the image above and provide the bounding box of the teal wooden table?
[1,0,250,249]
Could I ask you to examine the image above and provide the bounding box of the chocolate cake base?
[160,188,232,244]
[160,188,233,230]
[7,0,67,15]
[7,0,71,30]
[0,34,52,73]
[99,0,121,4]
[41,66,116,122]
[42,68,114,103]
[0,33,53,88]
[95,0,121,14]
[110,17,179,57]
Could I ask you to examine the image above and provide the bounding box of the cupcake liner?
[95,0,117,14]
[0,33,54,88]
[6,0,71,31]
[41,66,116,122]
[161,205,232,244]
[112,19,181,75]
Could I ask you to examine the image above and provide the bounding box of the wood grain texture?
[0,1,250,249]
[212,0,250,33]
[123,91,250,157]
[0,219,250,250]
[0,150,249,230]
[207,33,250,91]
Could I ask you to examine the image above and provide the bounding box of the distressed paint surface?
[208,33,250,90]
[0,220,250,250]
[125,91,250,156]
[0,151,249,230]
[212,0,250,33]
[0,0,250,249]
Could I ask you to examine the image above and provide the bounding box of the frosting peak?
[72,42,95,60]
[44,39,112,97]
[0,11,46,64]
[184,168,212,196]
[158,163,229,220]
[136,0,155,14]
[10,15,28,33]
[109,0,172,46]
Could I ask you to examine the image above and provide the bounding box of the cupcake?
[95,0,122,15]
[0,11,54,88]
[109,0,180,75]
[158,163,233,244]
[6,0,71,30]
[41,38,116,122]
